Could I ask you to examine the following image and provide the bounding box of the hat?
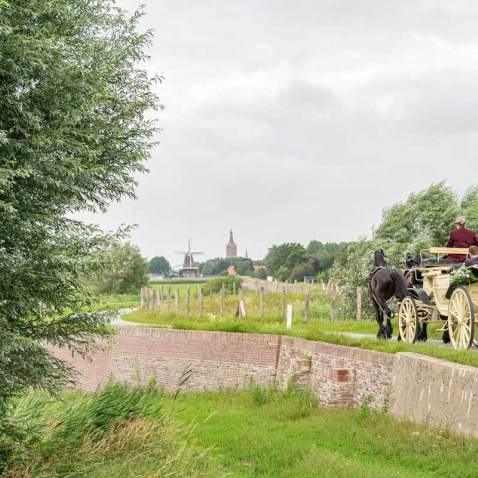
[454,216,466,224]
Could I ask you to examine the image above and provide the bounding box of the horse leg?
[417,322,428,342]
[384,305,393,339]
[373,301,386,339]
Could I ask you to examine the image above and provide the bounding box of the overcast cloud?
[76,0,478,267]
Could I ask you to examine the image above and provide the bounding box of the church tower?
[226,229,237,258]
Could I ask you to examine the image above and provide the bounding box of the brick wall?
[48,328,478,437]
[49,328,282,393]
[48,328,393,408]
[276,337,394,409]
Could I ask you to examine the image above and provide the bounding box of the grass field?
[6,380,478,477]
[164,384,478,477]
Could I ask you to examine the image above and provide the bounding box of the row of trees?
[264,241,348,282]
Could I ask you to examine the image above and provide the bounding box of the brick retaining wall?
[276,337,394,409]
[48,328,478,437]
[50,328,281,393]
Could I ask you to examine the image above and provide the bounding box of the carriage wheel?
[398,297,418,343]
[447,287,475,350]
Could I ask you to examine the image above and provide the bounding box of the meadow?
[4,379,478,477]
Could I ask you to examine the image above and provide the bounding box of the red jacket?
[445,227,478,262]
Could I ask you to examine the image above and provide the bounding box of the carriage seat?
[420,247,469,269]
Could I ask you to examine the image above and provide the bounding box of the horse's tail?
[391,269,408,300]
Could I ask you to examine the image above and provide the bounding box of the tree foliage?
[90,243,149,294]
[264,243,307,278]
[234,259,254,276]
[0,0,161,457]
[306,241,348,276]
[331,181,478,319]
[148,256,170,276]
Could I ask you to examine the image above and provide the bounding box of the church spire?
[226,229,238,258]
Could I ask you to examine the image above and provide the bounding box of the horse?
[368,250,409,339]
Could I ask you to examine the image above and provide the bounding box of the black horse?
[369,250,409,339]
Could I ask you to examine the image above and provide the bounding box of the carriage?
[397,247,478,350]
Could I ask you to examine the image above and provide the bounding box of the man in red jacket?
[445,216,478,262]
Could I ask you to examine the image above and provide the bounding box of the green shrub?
[207,275,244,294]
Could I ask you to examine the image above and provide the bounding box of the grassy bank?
[166,384,478,477]
[5,381,478,477]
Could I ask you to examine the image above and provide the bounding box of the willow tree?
[0,0,162,453]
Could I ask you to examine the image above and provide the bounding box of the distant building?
[227,265,237,275]
[226,229,237,258]
[176,239,203,278]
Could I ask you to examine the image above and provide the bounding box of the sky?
[77,0,478,268]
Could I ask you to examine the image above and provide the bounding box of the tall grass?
[5,379,478,477]
[3,380,219,477]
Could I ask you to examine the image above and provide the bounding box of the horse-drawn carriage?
[397,247,478,350]
[369,248,478,350]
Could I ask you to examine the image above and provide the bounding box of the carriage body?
[399,247,478,349]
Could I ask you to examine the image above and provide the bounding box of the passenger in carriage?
[444,216,478,263]
[447,245,478,273]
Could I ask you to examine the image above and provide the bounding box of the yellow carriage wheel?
[447,287,475,350]
[398,297,418,343]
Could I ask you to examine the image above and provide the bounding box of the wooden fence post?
[209,282,213,298]
[275,280,279,292]
[233,281,236,296]
[175,286,180,314]
[357,286,362,322]
[330,286,336,323]
[142,287,150,311]
[152,289,158,312]
[255,281,258,297]
[220,287,225,315]
[199,288,204,316]
[281,286,286,318]
[186,286,190,316]
[167,286,171,313]
[305,289,310,322]
[260,287,265,318]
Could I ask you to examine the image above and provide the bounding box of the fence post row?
[140,279,339,320]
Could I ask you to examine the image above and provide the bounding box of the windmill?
[175,239,204,277]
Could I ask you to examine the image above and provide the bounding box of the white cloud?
[79,0,478,264]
